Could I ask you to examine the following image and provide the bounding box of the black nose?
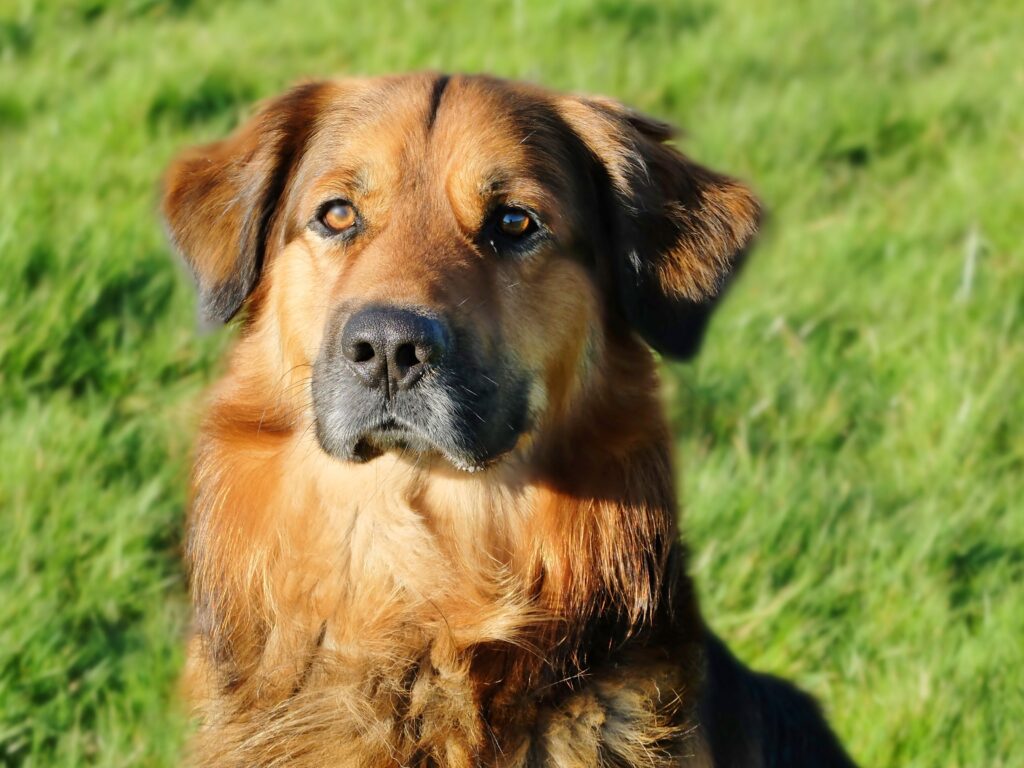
[340,306,448,392]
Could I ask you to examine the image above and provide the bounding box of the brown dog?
[162,72,855,767]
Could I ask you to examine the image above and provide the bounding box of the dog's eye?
[497,208,535,238]
[317,200,358,234]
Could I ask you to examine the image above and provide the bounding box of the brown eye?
[318,200,357,233]
[498,208,533,237]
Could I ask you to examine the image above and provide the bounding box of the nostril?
[414,343,435,365]
[352,341,375,364]
[394,342,420,370]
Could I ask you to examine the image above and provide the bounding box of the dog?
[162,72,856,767]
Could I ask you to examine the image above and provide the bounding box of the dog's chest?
[191,451,706,766]
[218,634,705,767]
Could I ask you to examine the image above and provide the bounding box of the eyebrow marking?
[479,170,511,196]
[426,74,451,131]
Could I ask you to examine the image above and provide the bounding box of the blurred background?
[1,0,1021,765]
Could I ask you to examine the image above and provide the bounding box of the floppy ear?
[160,81,328,324]
[559,97,761,359]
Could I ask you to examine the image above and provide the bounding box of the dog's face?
[162,74,759,471]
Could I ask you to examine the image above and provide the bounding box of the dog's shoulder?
[699,633,857,768]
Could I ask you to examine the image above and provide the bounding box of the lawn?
[1,0,1021,765]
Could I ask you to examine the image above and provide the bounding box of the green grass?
[1,0,1021,765]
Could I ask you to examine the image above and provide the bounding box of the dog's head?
[162,74,759,472]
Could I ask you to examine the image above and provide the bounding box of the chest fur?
[186,433,700,766]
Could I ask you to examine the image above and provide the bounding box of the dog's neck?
[185,333,704,763]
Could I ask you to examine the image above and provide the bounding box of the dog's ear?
[559,97,761,359]
[160,82,328,324]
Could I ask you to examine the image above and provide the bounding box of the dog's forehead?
[327,74,555,139]
[305,75,576,192]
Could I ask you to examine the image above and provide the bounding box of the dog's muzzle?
[311,304,529,471]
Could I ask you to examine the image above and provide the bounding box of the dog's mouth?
[347,417,500,473]
[350,418,433,462]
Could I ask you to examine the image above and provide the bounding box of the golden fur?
[162,73,853,767]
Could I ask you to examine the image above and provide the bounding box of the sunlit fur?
[163,73,853,767]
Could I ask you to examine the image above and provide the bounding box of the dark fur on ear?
[161,81,329,324]
[559,97,761,359]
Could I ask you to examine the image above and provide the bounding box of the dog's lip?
[350,417,433,459]
[353,416,415,445]
[346,416,500,473]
